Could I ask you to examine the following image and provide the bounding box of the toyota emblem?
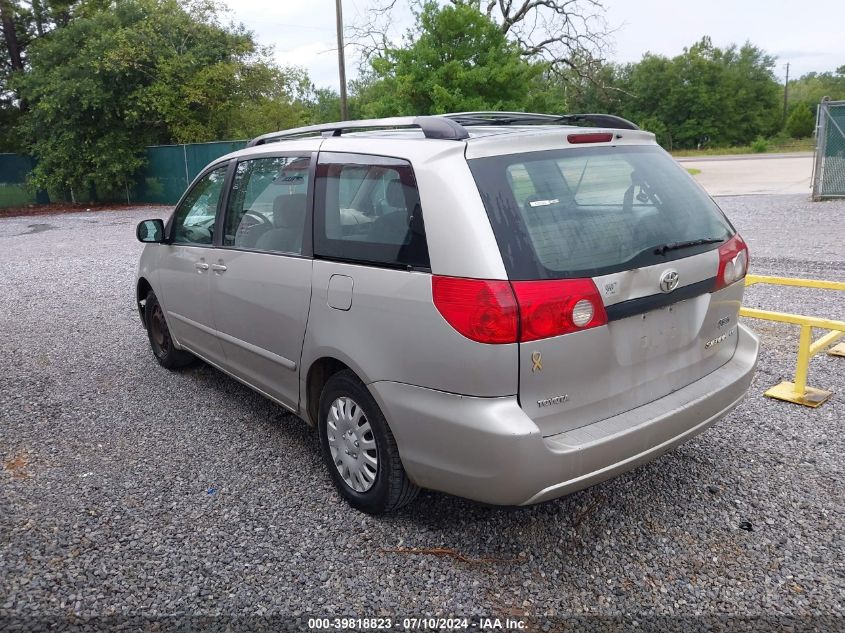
[659,269,680,293]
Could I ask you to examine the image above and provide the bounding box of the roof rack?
[443,111,640,131]
[247,116,469,147]
[246,111,640,147]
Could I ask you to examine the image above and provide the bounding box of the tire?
[318,370,419,514]
[143,290,195,370]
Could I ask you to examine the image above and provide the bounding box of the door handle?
[195,262,209,271]
[211,263,227,273]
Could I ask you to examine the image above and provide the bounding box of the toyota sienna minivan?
[135,112,759,514]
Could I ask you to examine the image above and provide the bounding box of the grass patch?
[671,137,815,158]
[0,183,34,208]
[685,168,702,176]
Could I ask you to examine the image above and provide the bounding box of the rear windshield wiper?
[653,238,724,256]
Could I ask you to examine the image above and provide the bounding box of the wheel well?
[137,278,153,328]
[306,357,351,426]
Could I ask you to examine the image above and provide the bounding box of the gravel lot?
[1,195,843,631]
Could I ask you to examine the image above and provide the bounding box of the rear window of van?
[468,145,734,280]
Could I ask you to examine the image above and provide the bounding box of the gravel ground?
[1,195,843,632]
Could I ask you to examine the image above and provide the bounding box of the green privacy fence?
[0,140,246,209]
[812,99,845,200]
[0,154,49,208]
[136,140,246,204]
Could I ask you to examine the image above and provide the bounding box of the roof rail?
[247,115,469,147]
[443,111,640,131]
[444,111,559,124]
[555,113,640,130]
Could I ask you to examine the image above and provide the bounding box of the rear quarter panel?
[301,260,519,399]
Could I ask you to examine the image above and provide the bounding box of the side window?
[223,156,310,254]
[314,154,429,269]
[171,165,228,245]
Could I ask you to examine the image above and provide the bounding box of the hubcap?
[326,396,378,493]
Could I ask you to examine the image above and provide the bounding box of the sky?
[228,0,845,91]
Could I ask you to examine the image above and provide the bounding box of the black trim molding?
[605,277,717,322]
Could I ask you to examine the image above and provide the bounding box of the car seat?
[254,193,307,254]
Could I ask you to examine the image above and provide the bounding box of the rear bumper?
[369,323,759,506]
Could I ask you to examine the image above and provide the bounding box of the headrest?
[385,179,406,208]
[272,194,307,228]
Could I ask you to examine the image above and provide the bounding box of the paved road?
[677,153,814,196]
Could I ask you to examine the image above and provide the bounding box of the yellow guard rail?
[740,275,845,407]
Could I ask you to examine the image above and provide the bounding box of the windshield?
[468,145,734,279]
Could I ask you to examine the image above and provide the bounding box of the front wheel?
[144,291,195,370]
[318,370,419,514]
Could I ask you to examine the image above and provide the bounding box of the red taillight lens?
[511,279,608,341]
[432,276,607,344]
[432,276,518,344]
[715,234,749,291]
[567,132,614,144]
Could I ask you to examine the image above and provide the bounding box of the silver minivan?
[135,112,759,514]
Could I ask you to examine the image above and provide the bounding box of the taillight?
[511,279,608,341]
[715,234,749,291]
[567,132,614,144]
[432,276,518,344]
[432,276,607,344]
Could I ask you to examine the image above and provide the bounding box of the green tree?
[362,2,542,117]
[786,102,815,138]
[788,67,845,109]
[614,38,781,149]
[15,0,307,199]
[349,0,610,81]
[309,87,342,123]
[0,0,109,150]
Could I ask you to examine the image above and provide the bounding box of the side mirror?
[136,219,165,243]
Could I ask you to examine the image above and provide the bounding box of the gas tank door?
[327,274,354,311]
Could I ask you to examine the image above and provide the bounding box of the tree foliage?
[15,0,310,198]
[787,67,845,110]
[565,38,782,149]
[347,0,609,80]
[350,6,781,150]
[786,102,815,139]
[361,2,542,116]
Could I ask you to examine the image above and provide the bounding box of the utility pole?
[782,62,790,127]
[335,0,349,121]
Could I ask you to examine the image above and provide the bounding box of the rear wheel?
[144,291,195,369]
[318,370,419,514]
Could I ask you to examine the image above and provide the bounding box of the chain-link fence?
[0,140,246,209]
[812,99,845,200]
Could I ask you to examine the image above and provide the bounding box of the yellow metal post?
[744,275,845,291]
[811,330,845,356]
[794,325,812,395]
[763,324,834,407]
[742,274,843,407]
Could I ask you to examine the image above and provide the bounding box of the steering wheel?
[181,226,212,244]
[234,211,271,246]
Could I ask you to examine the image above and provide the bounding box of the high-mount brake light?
[715,234,749,291]
[432,276,607,344]
[567,132,614,144]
